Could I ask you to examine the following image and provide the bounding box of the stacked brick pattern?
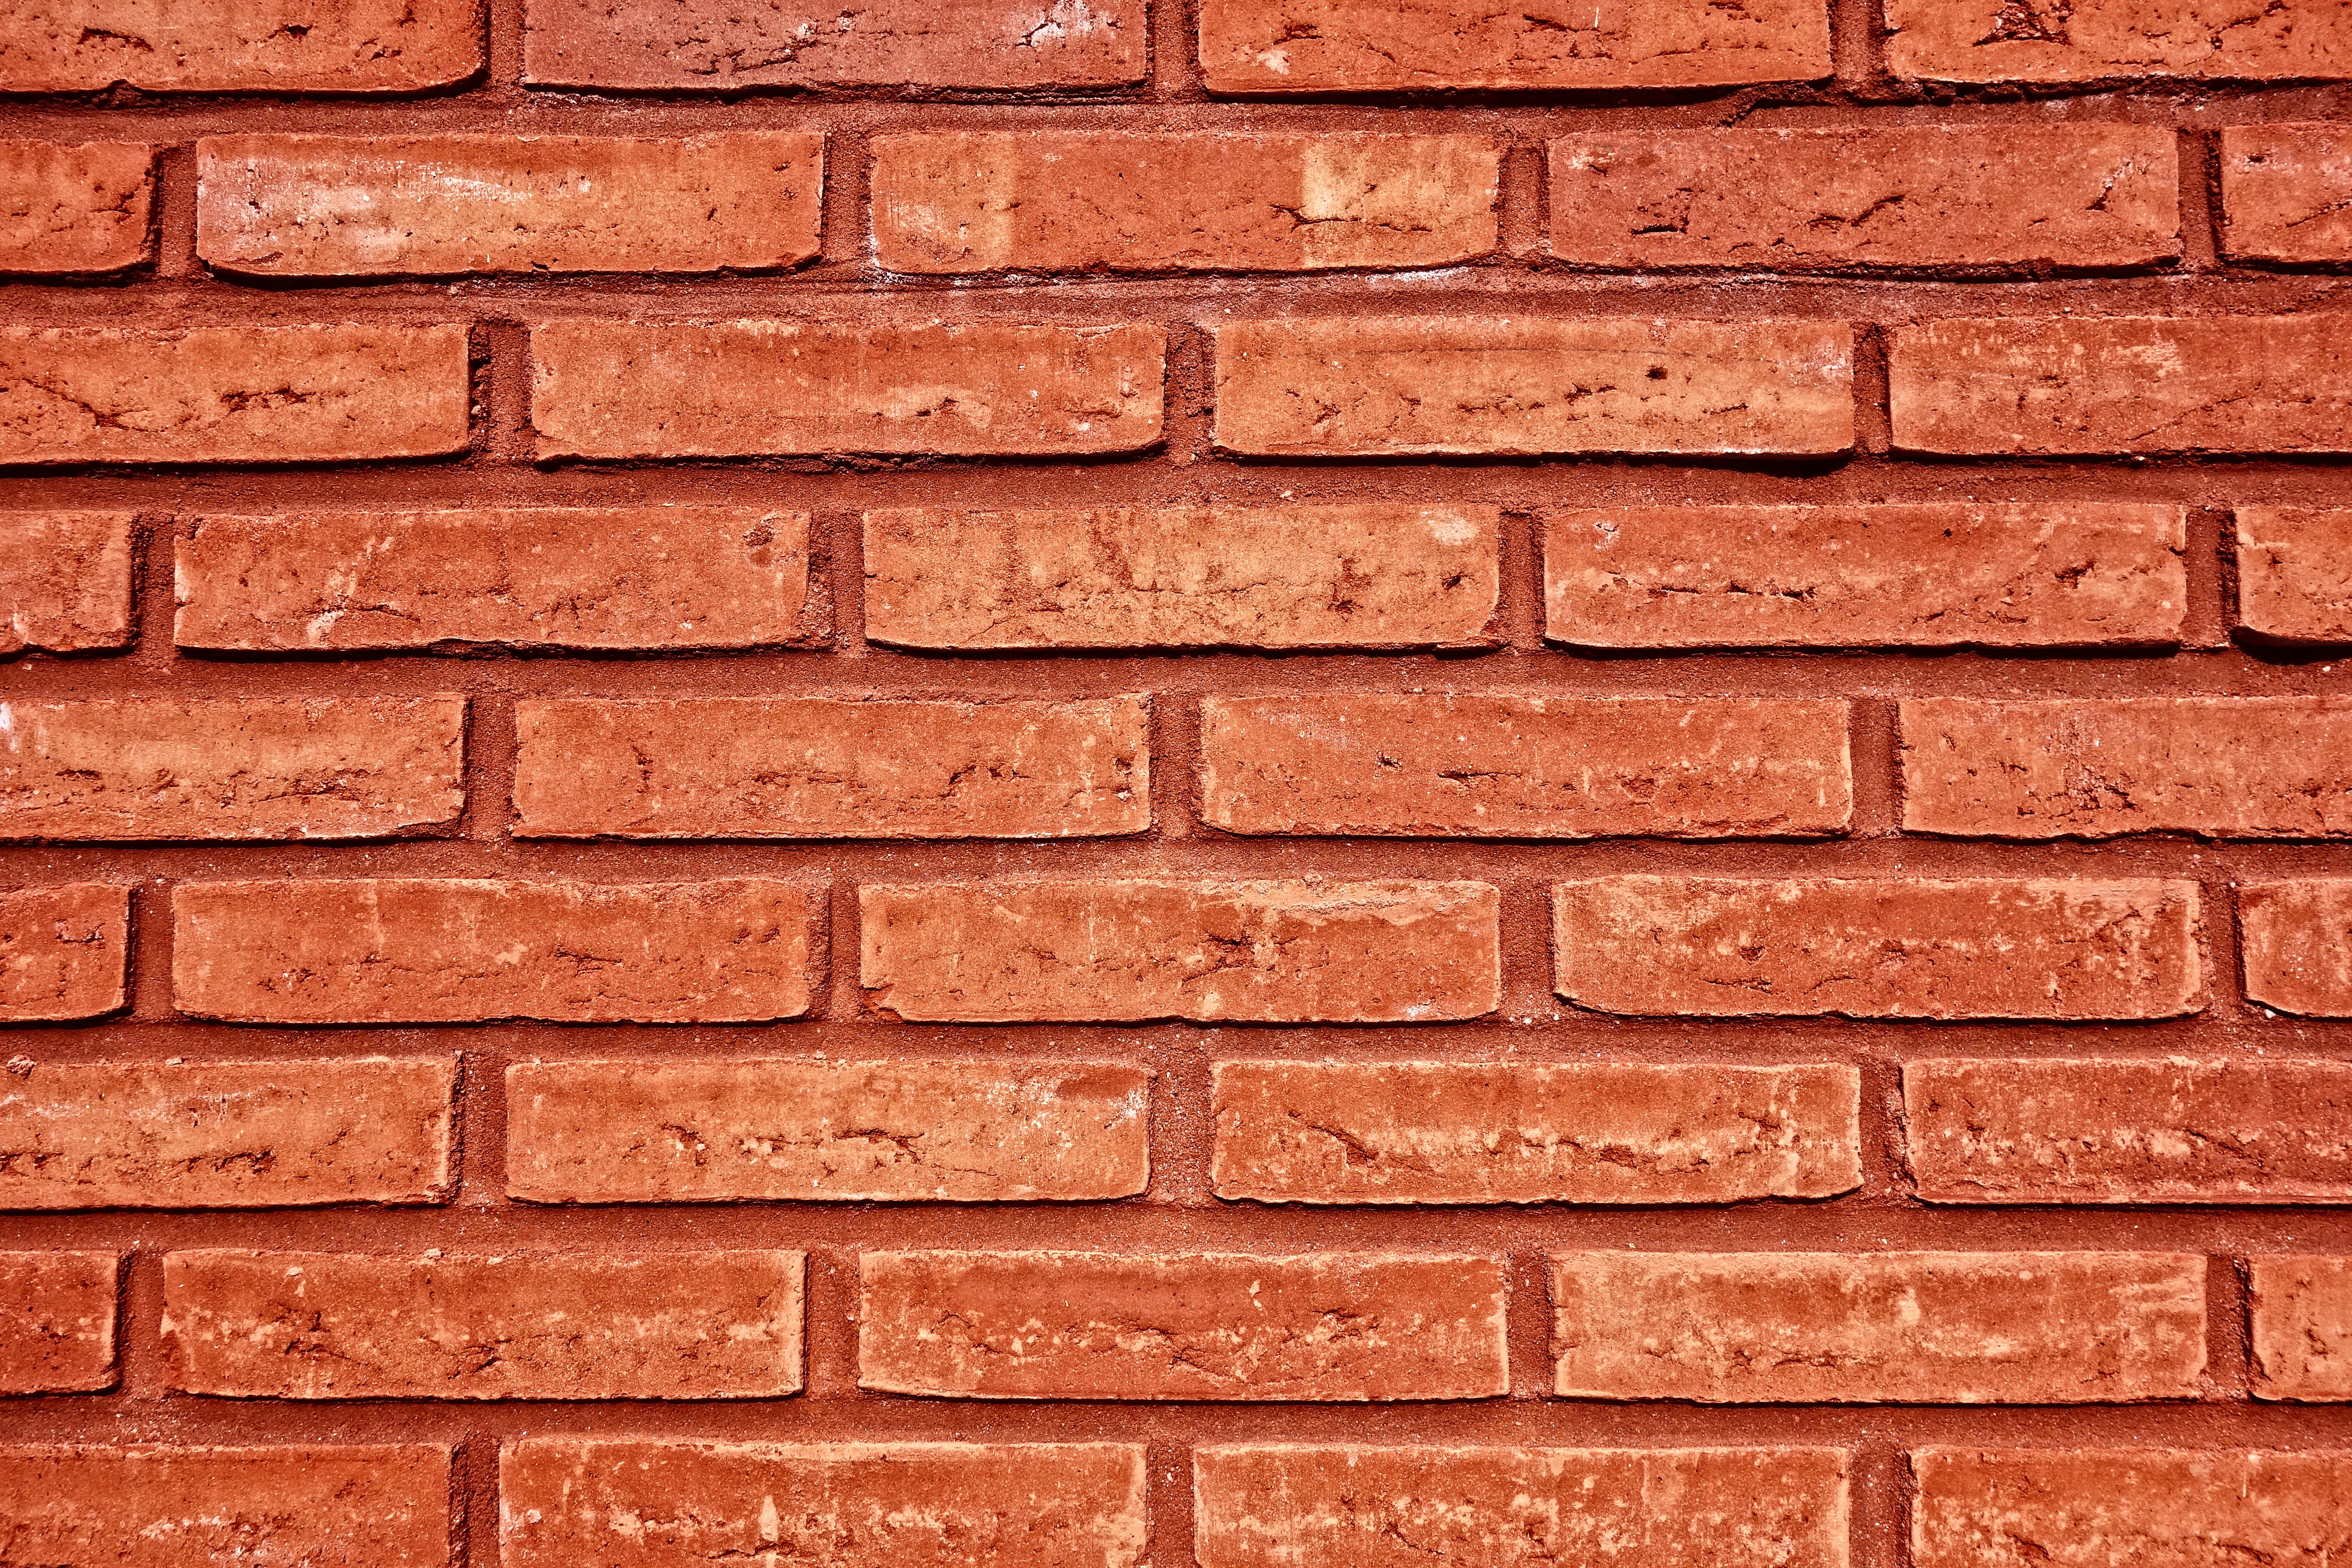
[5,0,2352,1563]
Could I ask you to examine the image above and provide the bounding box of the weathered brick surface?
[163,1249,803,1399]
[873,133,1497,274]
[533,319,1164,458]
[864,504,1502,651]
[513,696,1148,839]
[2240,880,2352,1016]
[506,1058,1151,1203]
[0,141,151,273]
[1884,0,2352,83]
[860,878,1501,1022]
[0,697,465,841]
[1554,876,2203,1019]
[0,1057,454,1209]
[2236,507,2352,645]
[1550,127,2177,271]
[1193,1445,1851,1568]
[175,507,813,653]
[0,883,128,1022]
[0,0,482,92]
[2222,123,2352,263]
[1200,694,1851,837]
[1215,318,1854,456]
[0,509,133,654]
[173,877,815,1023]
[1552,1251,2207,1403]
[198,132,823,278]
[859,1250,1508,1401]
[1547,503,2188,650]
[1211,1060,1861,1204]
[0,1250,116,1392]
[1906,1057,2352,1204]
[2249,1255,2352,1400]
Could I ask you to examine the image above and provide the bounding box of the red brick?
[1548,503,2187,650]
[0,697,464,841]
[0,1058,454,1210]
[1198,0,1831,92]
[0,324,469,465]
[1201,694,1851,837]
[513,696,1148,840]
[1906,1057,2352,1205]
[1214,318,1854,457]
[864,503,1502,652]
[0,883,128,1022]
[175,507,814,653]
[163,1249,803,1400]
[1552,1251,2206,1403]
[860,878,1500,1023]
[1,510,134,654]
[0,142,151,274]
[502,1439,1144,1568]
[2236,507,2352,645]
[1194,1445,1851,1568]
[533,318,1163,458]
[1550,126,2177,271]
[0,1251,116,1393]
[1911,1448,2352,1567]
[0,1445,452,1568]
[1885,0,2352,83]
[873,133,1497,274]
[2223,123,2352,263]
[506,1058,1151,1203]
[2240,880,2352,1017]
[523,0,1144,91]
[858,1250,1508,1401]
[2250,1255,2352,1401]
[1212,1060,1861,1205]
[1888,315,2352,455]
[198,132,822,279]
[1555,876,2202,1019]
[1901,697,2352,839]
[0,0,482,93]
[173,877,815,1024]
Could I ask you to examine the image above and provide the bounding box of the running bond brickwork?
[1,0,2350,1563]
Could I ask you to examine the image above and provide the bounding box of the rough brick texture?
[2235,507,2352,645]
[1883,0,2352,83]
[0,1251,116,1392]
[2240,880,2352,1016]
[2222,124,2352,263]
[2249,1255,2352,1400]
[0,883,128,1021]
[0,141,151,274]
[1,510,133,653]
[0,0,482,92]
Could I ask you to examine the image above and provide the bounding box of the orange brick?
[0,0,482,92]
[2223,123,2352,264]
[0,510,134,654]
[2236,507,2352,645]
[1885,0,2352,83]
[0,883,128,1022]
[2250,1255,2352,1400]
[2240,880,2352,1017]
[0,142,151,273]
[0,1251,116,1393]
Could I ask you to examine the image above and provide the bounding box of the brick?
[0,883,127,1022]
[163,1249,803,1400]
[2236,507,2352,645]
[1888,315,2352,455]
[1907,1058,2352,1205]
[0,1445,452,1568]
[1214,318,1853,457]
[1901,697,2352,839]
[503,1440,1144,1568]
[864,503,1502,652]
[1912,1448,2352,1567]
[175,507,813,653]
[0,697,465,842]
[523,0,1144,90]
[1550,126,2177,271]
[0,510,133,654]
[1548,503,2188,650]
[0,1251,116,1392]
[1198,0,1831,92]
[1201,694,1851,837]
[873,133,1497,274]
[533,318,1162,459]
[0,324,469,465]
[861,879,1500,1023]
[1194,1445,1851,1568]
[2223,124,2352,263]
[858,1250,1508,1401]
[1552,1251,2206,1403]
[2240,880,2352,1017]
[2251,1255,2352,1400]
[0,1058,454,1210]
[0,0,481,92]
[1884,0,2352,83]
[506,1058,1150,1203]
[1211,1060,1861,1205]
[0,142,151,273]
[513,696,1148,840]
[1555,876,2202,1019]
[173,877,814,1024]
[198,132,822,279]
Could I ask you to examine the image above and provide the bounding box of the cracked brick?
[2223,122,2352,263]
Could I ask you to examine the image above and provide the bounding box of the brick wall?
[3,0,2352,1562]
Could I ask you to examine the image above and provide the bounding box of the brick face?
[2235,507,2352,645]
[0,1251,117,1392]
[2223,124,2352,263]
[0,0,483,92]
[0,509,134,654]
[0,141,151,273]
[2239,880,2352,1016]
[2249,1255,2352,1400]
[1883,0,2352,83]
[0,883,129,1022]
